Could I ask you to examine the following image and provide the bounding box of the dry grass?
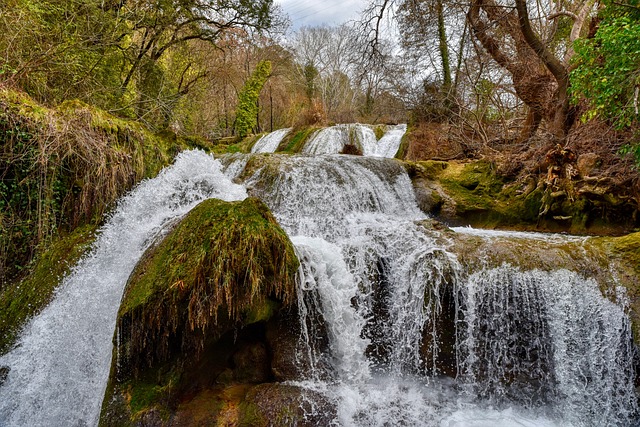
[0,89,183,283]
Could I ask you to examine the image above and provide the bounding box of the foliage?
[0,89,188,284]
[0,225,96,355]
[235,60,272,137]
[571,1,640,163]
[0,0,127,107]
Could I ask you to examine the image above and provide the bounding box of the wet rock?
[245,383,337,426]
[231,341,270,383]
[0,365,9,386]
[99,198,300,426]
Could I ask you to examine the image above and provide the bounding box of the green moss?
[607,232,640,276]
[414,160,449,179]
[128,382,164,415]
[373,124,385,140]
[0,224,97,355]
[0,88,49,122]
[588,232,640,341]
[116,197,298,380]
[278,127,319,153]
[244,299,280,324]
[120,198,297,316]
[1,88,193,284]
[439,162,502,212]
[394,132,409,159]
[238,399,267,426]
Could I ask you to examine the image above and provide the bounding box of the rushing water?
[251,127,292,153]
[301,123,406,157]
[244,153,638,426]
[0,151,246,427]
[0,123,637,426]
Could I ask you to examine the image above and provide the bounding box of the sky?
[275,0,367,29]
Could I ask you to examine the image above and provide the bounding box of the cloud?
[276,0,365,29]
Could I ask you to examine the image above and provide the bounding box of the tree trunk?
[467,0,577,143]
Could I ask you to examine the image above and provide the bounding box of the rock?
[0,366,9,386]
[231,341,270,383]
[245,383,337,426]
[99,197,300,426]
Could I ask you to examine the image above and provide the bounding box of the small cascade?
[293,236,371,383]
[362,124,407,158]
[458,266,637,425]
[250,127,292,153]
[0,150,246,427]
[301,123,404,157]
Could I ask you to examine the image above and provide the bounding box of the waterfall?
[458,266,637,425]
[301,124,405,157]
[251,127,292,153]
[363,124,407,158]
[0,150,246,427]
[1,129,637,426]
[244,153,638,426]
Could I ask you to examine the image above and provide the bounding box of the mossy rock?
[1,88,198,284]
[0,224,97,355]
[407,159,638,234]
[211,134,263,154]
[117,196,299,374]
[589,232,640,340]
[277,126,319,153]
[100,197,301,425]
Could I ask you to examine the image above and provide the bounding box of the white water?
[244,154,638,426]
[250,127,292,153]
[362,124,407,158]
[301,123,405,157]
[0,150,246,427]
[1,130,637,426]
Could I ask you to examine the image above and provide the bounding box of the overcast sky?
[275,0,367,29]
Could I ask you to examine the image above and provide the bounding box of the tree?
[0,0,127,107]
[235,60,271,137]
[467,0,596,143]
[571,0,640,164]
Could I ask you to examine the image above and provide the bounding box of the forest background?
[0,0,639,289]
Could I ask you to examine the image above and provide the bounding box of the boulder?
[99,197,309,426]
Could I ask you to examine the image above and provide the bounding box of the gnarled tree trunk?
[467,0,583,144]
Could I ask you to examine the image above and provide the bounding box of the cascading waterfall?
[363,124,407,158]
[0,150,246,427]
[0,127,637,426]
[458,265,637,425]
[251,127,292,153]
[301,123,405,157]
[242,153,638,426]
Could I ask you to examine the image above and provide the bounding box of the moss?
[1,88,194,285]
[410,160,547,229]
[587,232,640,340]
[0,224,97,355]
[395,131,410,159]
[120,197,297,315]
[117,197,298,376]
[414,160,450,179]
[373,124,385,140]
[278,127,319,153]
[100,197,301,425]
[438,161,502,213]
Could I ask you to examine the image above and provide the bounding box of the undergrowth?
[0,88,190,285]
